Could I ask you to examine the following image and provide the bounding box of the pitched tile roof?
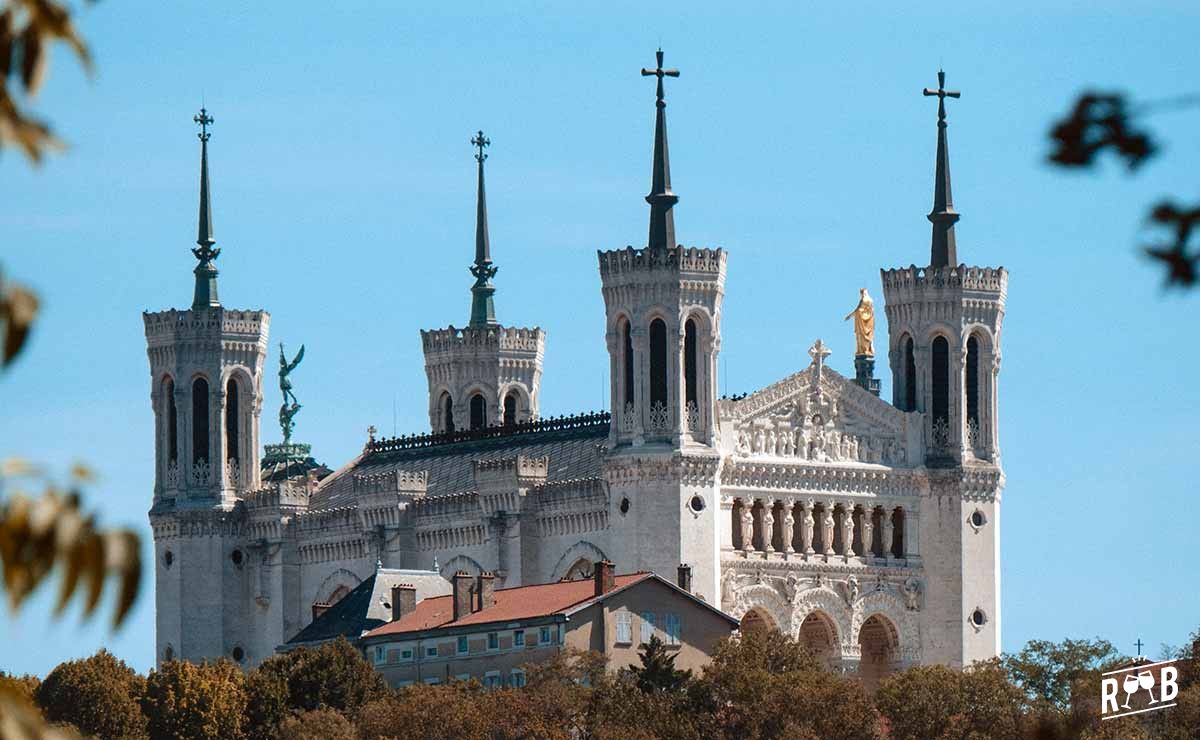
[364,573,652,637]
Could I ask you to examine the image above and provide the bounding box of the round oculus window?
[689,495,706,513]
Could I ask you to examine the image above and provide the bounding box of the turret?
[421,132,545,433]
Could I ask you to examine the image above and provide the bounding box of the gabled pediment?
[720,361,921,467]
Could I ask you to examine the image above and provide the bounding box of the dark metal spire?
[641,49,680,253]
[923,70,962,269]
[191,108,221,310]
[468,130,498,327]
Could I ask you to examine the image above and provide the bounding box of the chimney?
[593,560,615,597]
[477,572,496,611]
[452,571,474,621]
[677,563,692,593]
[391,584,416,622]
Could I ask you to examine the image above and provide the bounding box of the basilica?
[144,56,1007,686]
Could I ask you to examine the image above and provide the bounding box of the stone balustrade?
[728,496,918,564]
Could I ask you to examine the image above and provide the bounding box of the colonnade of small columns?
[729,497,918,562]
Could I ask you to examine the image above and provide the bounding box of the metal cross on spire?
[194,107,213,142]
[809,339,831,383]
[922,70,962,270]
[641,49,681,253]
[472,129,490,163]
[923,69,960,123]
[641,48,680,106]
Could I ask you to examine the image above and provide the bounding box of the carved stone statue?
[278,343,305,443]
[844,575,860,605]
[821,505,835,556]
[721,568,738,606]
[740,508,754,553]
[843,287,876,357]
[801,501,815,554]
[903,578,921,611]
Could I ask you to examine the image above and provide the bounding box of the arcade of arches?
[738,606,900,685]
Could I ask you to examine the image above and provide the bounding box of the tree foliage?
[34,650,146,740]
[1002,637,1118,711]
[275,707,356,740]
[627,635,691,694]
[254,638,388,715]
[140,660,247,740]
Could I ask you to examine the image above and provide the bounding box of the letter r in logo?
[1101,677,1120,714]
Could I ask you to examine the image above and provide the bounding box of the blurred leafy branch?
[1,5,141,736]
[0,0,92,165]
[1048,91,1200,289]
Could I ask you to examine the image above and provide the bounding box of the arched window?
[931,336,949,427]
[442,393,454,434]
[903,336,917,412]
[684,318,698,407]
[164,377,178,463]
[503,391,518,426]
[225,378,239,464]
[649,318,667,408]
[192,378,209,464]
[966,335,980,430]
[469,393,487,430]
[621,319,634,407]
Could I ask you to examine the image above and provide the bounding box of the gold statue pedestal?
[853,354,881,397]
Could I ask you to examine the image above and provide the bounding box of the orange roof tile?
[364,573,651,637]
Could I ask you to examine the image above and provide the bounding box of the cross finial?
[1135,638,1145,657]
[194,107,213,142]
[808,339,832,381]
[923,69,961,125]
[641,48,680,107]
[472,130,490,163]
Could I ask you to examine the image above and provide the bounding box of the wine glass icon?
[1138,670,1158,704]
[1122,673,1140,709]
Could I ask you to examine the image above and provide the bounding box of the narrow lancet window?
[225,378,239,464]
[192,378,210,464]
[442,393,454,434]
[622,319,634,407]
[649,319,667,408]
[931,336,949,427]
[503,392,517,426]
[903,336,916,412]
[164,377,178,463]
[469,393,487,430]
[966,335,980,430]
[684,318,698,407]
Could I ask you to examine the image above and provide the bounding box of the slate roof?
[310,414,609,511]
[285,568,451,646]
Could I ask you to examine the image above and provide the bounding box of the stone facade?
[146,68,1007,678]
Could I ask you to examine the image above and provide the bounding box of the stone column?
[840,504,855,562]
[801,499,815,556]
[783,497,796,554]
[631,326,647,446]
[881,505,895,562]
[761,499,775,554]
[861,506,874,561]
[903,505,920,561]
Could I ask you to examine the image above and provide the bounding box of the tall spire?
[641,49,680,253]
[468,130,498,327]
[923,70,962,269]
[191,107,221,310]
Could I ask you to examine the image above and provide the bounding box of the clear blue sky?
[2,2,1197,676]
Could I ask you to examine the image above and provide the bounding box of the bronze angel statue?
[278,343,305,443]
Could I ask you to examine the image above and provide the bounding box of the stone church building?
[145,57,1007,686]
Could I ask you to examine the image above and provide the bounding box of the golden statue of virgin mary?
[844,288,875,357]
